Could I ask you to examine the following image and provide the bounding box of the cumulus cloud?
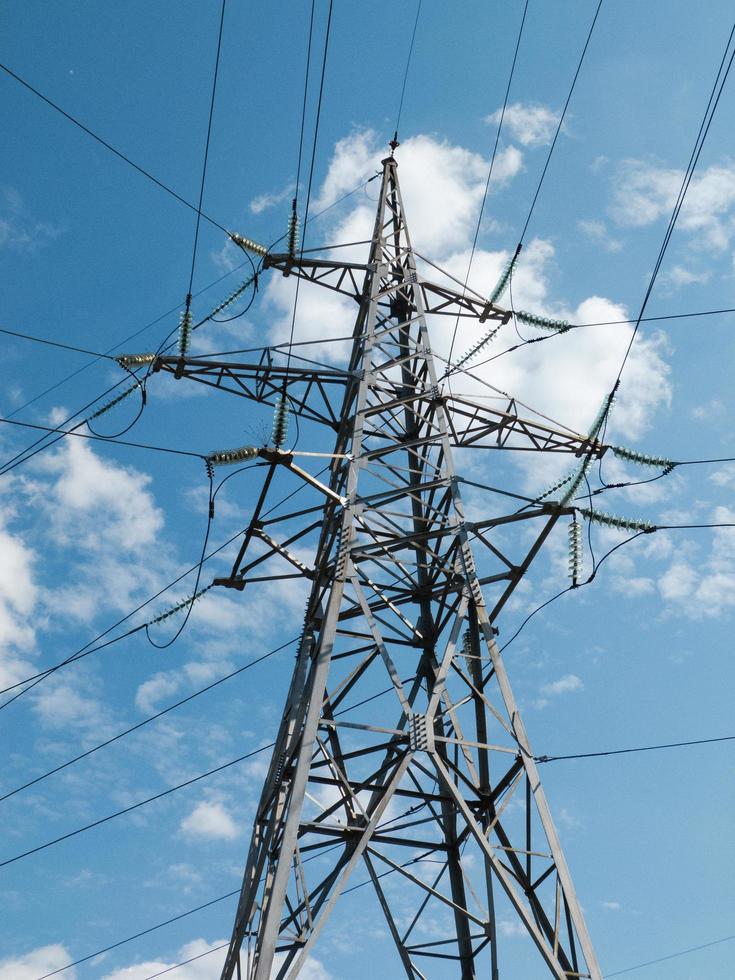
[541,674,583,696]
[100,939,226,980]
[0,944,75,979]
[485,102,561,146]
[610,159,735,251]
[0,513,38,687]
[180,800,240,840]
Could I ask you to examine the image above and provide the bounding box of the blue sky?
[1,1,734,977]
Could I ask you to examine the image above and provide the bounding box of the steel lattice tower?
[154,150,604,979]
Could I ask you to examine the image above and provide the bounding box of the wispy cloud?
[485,102,561,147]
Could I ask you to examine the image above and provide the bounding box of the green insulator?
[178,308,192,355]
[206,446,259,466]
[148,583,213,626]
[287,202,300,257]
[453,324,502,372]
[578,507,655,533]
[89,384,137,420]
[208,273,258,319]
[611,445,674,471]
[489,244,521,304]
[271,395,289,449]
[516,310,570,332]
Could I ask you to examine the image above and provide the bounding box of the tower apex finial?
[389,130,400,154]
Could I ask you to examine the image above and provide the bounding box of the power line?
[0,324,111,358]
[394,0,422,136]
[536,733,735,763]
[0,743,274,870]
[606,933,735,977]
[142,943,229,980]
[185,0,227,301]
[286,0,334,373]
[0,636,296,803]
[517,0,603,245]
[447,0,528,368]
[0,521,253,709]
[0,415,204,460]
[0,61,229,236]
[37,891,239,979]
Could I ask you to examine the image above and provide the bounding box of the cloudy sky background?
[1,1,734,977]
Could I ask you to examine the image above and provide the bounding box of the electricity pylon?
[150,148,605,978]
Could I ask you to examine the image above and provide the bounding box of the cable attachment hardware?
[515,310,571,332]
[229,232,268,257]
[611,445,675,473]
[271,394,289,449]
[489,243,522,305]
[287,199,300,258]
[116,353,157,368]
[568,519,583,587]
[578,507,656,534]
[206,446,260,467]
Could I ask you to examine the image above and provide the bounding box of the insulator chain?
[271,395,289,449]
[229,232,268,257]
[452,324,502,373]
[568,519,583,586]
[578,507,655,533]
[488,243,521,305]
[89,383,138,420]
[206,446,259,467]
[147,583,214,627]
[287,200,300,258]
[515,310,571,332]
[611,445,675,472]
[178,308,193,355]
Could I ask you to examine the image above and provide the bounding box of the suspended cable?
[0,415,201,460]
[0,61,230,235]
[142,943,229,980]
[447,0,528,368]
[0,519,255,709]
[0,325,111,358]
[598,20,735,444]
[37,891,239,979]
[0,743,274,870]
[394,0,422,137]
[606,933,735,977]
[536,733,735,763]
[183,0,227,327]
[517,0,603,245]
[285,0,334,374]
[0,638,296,804]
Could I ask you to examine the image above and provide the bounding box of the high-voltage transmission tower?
[146,149,605,978]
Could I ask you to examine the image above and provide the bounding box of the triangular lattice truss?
[152,153,605,979]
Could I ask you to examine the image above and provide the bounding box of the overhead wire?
[606,933,735,977]
[537,733,735,764]
[517,0,603,246]
[0,743,275,870]
[394,0,422,137]
[0,61,230,236]
[285,0,334,375]
[0,637,297,803]
[36,891,240,980]
[446,0,528,368]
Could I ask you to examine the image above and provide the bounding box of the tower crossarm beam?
[153,355,352,429]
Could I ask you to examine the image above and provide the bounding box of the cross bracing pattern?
[139,154,607,980]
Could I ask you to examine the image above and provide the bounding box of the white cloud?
[602,900,621,910]
[0,944,75,979]
[180,800,240,840]
[655,507,735,617]
[271,953,333,979]
[250,182,295,215]
[0,186,63,251]
[0,513,38,688]
[135,671,182,713]
[577,219,622,252]
[100,939,226,980]
[540,674,583,696]
[610,159,735,251]
[485,102,561,147]
[662,264,710,288]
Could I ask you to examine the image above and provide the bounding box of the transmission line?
[0,638,296,804]
[0,61,229,235]
[606,933,735,977]
[0,743,274,870]
[536,733,735,763]
[394,0,422,136]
